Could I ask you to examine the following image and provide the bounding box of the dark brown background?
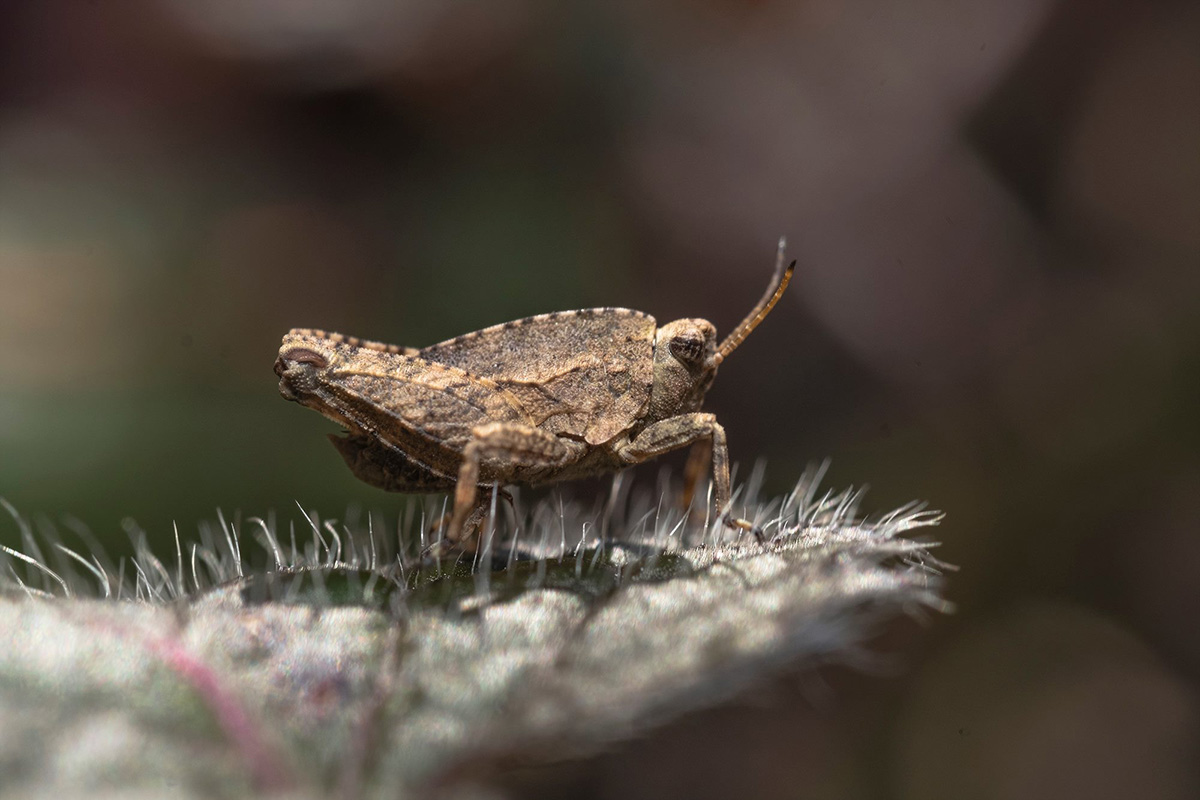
[1,1,1197,797]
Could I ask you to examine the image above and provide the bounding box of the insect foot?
[276,238,795,550]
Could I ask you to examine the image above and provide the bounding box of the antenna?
[714,237,795,365]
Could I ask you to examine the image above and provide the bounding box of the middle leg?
[446,422,582,547]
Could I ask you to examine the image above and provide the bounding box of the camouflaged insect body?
[278,308,666,490]
[275,245,794,544]
[418,309,658,447]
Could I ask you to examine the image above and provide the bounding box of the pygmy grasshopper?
[275,241,794,547]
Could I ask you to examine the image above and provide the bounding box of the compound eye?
[281,348,329,369]
[669,333,704,365]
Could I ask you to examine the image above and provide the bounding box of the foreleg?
[680,437,713,514]
[616,413,757,538]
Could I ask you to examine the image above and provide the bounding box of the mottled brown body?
[275,242,794,547]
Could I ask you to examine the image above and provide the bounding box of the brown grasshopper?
[274,240,794,547]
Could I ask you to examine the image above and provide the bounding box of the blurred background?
[1,0,1197,797]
